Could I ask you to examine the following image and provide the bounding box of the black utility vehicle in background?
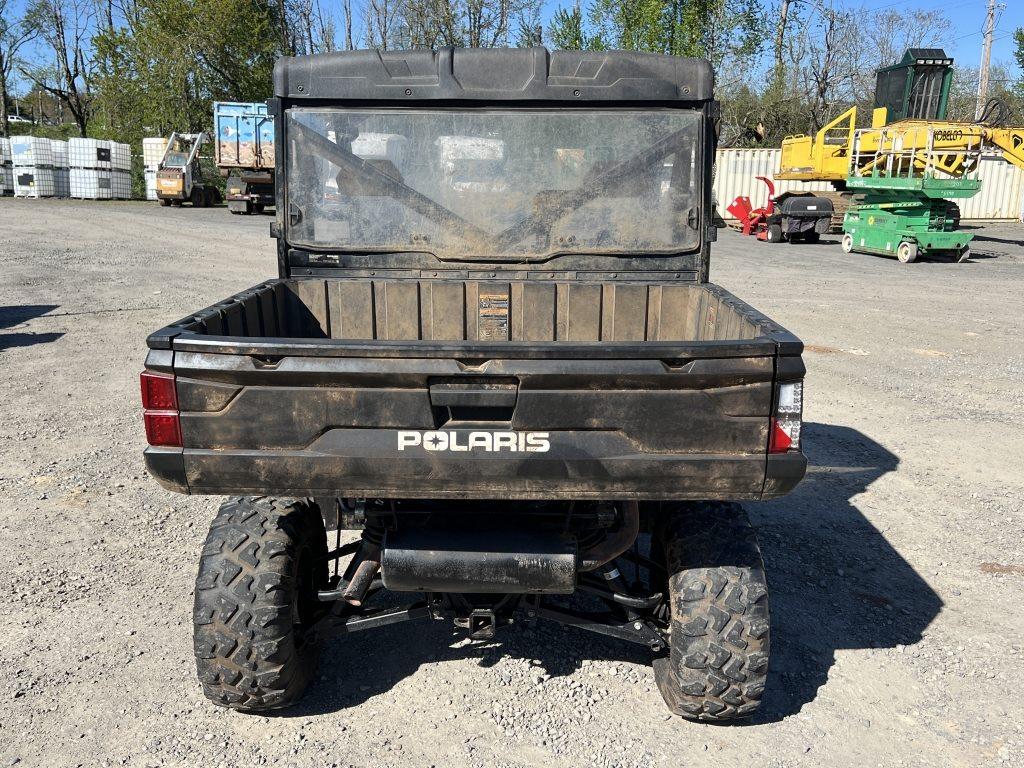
[141,47,807,722]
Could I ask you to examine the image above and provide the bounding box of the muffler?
[381,528,577,594]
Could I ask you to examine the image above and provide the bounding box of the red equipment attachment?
[726,176,776,238]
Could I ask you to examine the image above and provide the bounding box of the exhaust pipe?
[377,501,639,593]
[381,528,577,594]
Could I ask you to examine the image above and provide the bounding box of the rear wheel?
[653,502,769,722]
[841,233,853,253]
[193,497,329,711]
[158,198,171,207]
[190,187,204,207]
[897,241,919,264]
[765,224,783,243]
[204,187,217,207]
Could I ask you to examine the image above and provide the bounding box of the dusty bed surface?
[1,199,1022,768]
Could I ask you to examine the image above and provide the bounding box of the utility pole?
[975,0,997,120]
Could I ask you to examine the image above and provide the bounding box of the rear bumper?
[145,436,805,500]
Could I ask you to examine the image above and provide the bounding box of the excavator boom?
[778,110,1024,183]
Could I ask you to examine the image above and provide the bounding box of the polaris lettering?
[397,431,550,453]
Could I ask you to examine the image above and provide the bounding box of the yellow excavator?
[775,49,1024,234]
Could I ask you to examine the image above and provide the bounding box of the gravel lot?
[1,199,1022,768]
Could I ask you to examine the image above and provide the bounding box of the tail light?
[141,371,181,447]
[769,381,802,453]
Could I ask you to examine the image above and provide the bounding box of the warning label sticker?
[478,289,510,341]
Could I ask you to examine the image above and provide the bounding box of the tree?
[548,0,762,66]
[768,0,791,98]
[1015,27,1023,99]
[292,0,337,54]
[0,0,36,137]
[21,0,94,136]
[364,0,399,48]
[850,8,953,108]
[364,0,543,50]
[548,2,594,50]
[798,1,852,132]
[91,0,284,145]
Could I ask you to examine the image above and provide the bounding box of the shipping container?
[714,148,1024,222]
[963,156,1024,221]
[214,101,275,170]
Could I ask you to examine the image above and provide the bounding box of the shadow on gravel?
[0,304,63,350]
[290,596,655,718]
[283,422,942,722]
[749,422,943,722]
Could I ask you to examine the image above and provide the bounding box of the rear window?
[285,108,703,261]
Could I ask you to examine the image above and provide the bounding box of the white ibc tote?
[70,168,113,199]
[69,138,112,170]
[14,166,57,198]
[0,138,12,194]
[10,136,53,167]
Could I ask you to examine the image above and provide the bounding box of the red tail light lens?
[141,371,178,410]
[140,371,181,447]
[769,418,794,453]
[144,412,182,447]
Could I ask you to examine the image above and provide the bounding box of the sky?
[7,0,1022,87]
[860,0,1019,72]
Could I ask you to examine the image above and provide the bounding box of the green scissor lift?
[841,175,978,263]
[841,126,982,263]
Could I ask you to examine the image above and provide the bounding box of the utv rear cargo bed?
[144,276,804,500]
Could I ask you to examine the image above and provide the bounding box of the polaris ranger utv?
[141,47,806,722]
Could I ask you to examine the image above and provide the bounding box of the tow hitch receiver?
[467,609,497,640]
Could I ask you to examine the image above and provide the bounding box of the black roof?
[274,47,713,103]
[878,48,952,71]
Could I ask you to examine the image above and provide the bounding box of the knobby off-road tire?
[653,502,770,722]
[193,497,328,711]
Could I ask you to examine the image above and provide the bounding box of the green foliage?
[549,0,762,63]
[548,3,602,51]
[92,0,284,146]
[1015,28,1024,99]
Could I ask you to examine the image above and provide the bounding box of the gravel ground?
[1,199,1022,768]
